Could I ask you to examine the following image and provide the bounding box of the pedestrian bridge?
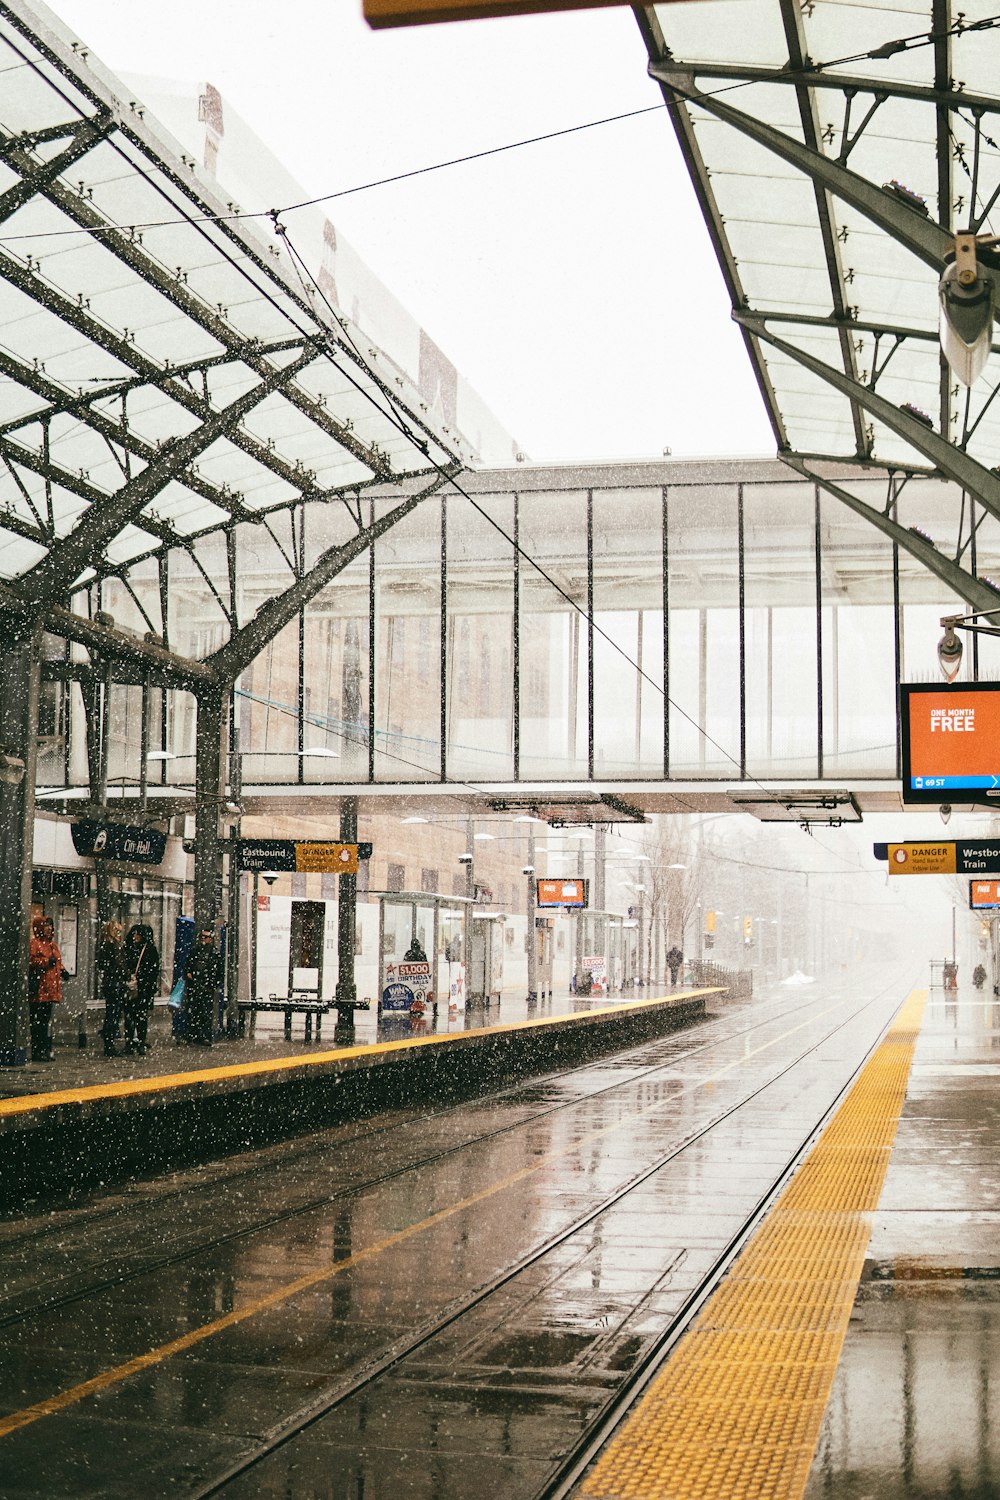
[41,452,993,825]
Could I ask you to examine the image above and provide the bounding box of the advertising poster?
[382,960,432,1012]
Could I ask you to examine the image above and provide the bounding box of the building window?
[421,867,439,894]
[387,863,405,893]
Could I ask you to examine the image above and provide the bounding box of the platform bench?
[237,995,331,1042]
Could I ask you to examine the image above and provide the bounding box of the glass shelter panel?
[819,489,898,778]
[592,489,665,778]
[518,490,589,781]
[444,493,515,783]
[372,495,443,783]
[666,485,741,778]
[744,481,819,779]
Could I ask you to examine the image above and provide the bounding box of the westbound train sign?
[874,841,1000,875]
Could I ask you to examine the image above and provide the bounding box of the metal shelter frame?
[635,0,1000,614]
[0,1,460,1060]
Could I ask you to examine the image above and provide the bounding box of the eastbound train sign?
[235,839,372,874]
[874,840,1000,875]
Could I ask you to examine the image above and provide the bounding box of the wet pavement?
[805,986,1000,1500]
[0,971,917,1497]
[2,987,690,1101]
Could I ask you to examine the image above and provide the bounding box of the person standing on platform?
[666,945,684,987]
[28,916,65,1061]
[124,924,160,1056]
[184,927,222,1047]
[98,919,127,1057]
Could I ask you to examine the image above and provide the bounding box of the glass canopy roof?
[0,0,459,621]
[645,0,1000,471]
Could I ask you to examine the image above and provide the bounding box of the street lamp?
[937,606,1000,680]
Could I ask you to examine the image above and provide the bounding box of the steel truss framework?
[0,1,463,1059]
[636,0,1000,613]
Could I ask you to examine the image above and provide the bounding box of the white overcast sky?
[52,0,775,462]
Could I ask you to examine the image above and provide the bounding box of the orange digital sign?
[536,877,588,908]
[900,683,1000,804]
[970,880,1000,909]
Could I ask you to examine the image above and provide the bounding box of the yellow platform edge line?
[0,987,722,1120]
[576,988,928,1500]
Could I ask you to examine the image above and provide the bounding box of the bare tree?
[641,818,703,981]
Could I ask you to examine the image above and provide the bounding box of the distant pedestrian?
[98,919,128,1056]
[184,927,222,1046]
[124,924,160,1055]
[28,916,65,1061]
[666,945,684,986]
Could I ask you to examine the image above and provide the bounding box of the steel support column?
[0,616,40,1064]
[193,687,227,941]
[335,800,358,1019]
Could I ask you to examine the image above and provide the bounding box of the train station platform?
[0,987,717,1209]
[0,971,995,1498]
[570,978,1000,1500]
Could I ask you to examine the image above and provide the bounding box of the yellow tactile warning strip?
[0,989,720,1119]
[575,988,928,1500]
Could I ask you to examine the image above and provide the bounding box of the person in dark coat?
[124,924,160,1055]
[97,919,127,1057]
[666,945,684,986]
[184,927,222,1046]
[28,916,65,1061]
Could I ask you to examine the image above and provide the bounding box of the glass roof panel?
[0,3,463,608]
[649,0,1000,480]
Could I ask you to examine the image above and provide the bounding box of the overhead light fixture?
[473,832,495,840]
[146,750,176,761]
[940,232,998,387]
[402,815,429,824]
[937,620,964,681]
[299,746,339,757]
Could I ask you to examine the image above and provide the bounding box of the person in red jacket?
[28,916,65,1062]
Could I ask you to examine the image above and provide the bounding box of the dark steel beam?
[0,113,113,223]
[634,7,788,450]
[0,580,213,686]
[0,614,40,1064]
[641,57,1000,118]
[0,1,459,475]
[0,249,338,515]
[0,349,256,531]
[778,0,869,456]
[25,170,397,479]
[207,476,451,683]
[648,63,953,271]
[12,348,316,609]
[739,311,1000,517]
[783,454,1000,611]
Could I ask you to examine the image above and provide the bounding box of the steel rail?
[187,982,904,1497]
[0,987,838,1314]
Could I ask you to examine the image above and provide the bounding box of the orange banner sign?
[366,0,649,26]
